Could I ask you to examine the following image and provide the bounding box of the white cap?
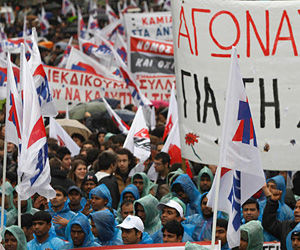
[157,199,184,217]
[117,215,144,232]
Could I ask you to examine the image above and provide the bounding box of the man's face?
[161,206,181,226]
[135,203,146,223]
[68,190,81,206]
[83,180,96,195]
[121,228,141,244]
[267,181,278,194]
[83,144,93,151]
[4,233,18,250]
[200,175,212,192]
[123,192,135,201]
[71,224,86,247]
[90,195,107,211]
[117,154,129,174]
[32,220,51,238]
[133,177,144,195]
[201,197,213,218]
[13,193,27,209]
[294,200,300,223]
[62,154,72,170]
[154,158,166,174]
[50,190,67,208]
[292,234,300,250]
[215,226,227,246]
[90,219,98,238]
[176,191,189,204]
[163,230,182,243]
[242,203,259,223]
[121,203,134,220]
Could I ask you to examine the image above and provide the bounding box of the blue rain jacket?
[89,184,112,208]
[286,222,300,250]
[27,232,65,250]
[171,174,201,216]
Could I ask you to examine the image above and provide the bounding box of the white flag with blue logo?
[207,47,265,248]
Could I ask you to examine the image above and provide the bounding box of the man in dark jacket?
[94,150,120,209]
[262,189,300,250]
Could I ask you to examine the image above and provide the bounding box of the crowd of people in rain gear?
[0,0,299,250]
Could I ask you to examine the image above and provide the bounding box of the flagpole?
[210,165,221,250]
[17,175,21,227]
[0,140,8,232]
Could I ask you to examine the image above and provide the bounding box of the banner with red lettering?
[172,0,300,170]
[44,66,174,110]
[124,12,173,41]
[129,36,174,75]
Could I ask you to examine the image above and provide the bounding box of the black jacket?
[98,174,120,210]
[262,198,297,250]
[50,167,75,191]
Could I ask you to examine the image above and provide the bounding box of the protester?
[153,152,170,186]
[239,220,264,250]
[131,172,152,198]
[27,211,65,249]
[4,225,27,250]
[162,220,184,243]
[89,183,112,212]
[62,213,101,248]
[67,186,86,213]
[21,214,34,242]
[67,159,88,188]
[215,219,230,250]
[286,223,300,250]
[197,166,213,194]
[117,215,153,244]
[119,200,134,222]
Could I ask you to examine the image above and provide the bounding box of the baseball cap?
[117,215,144,232]
[157,199,184,217]
[82,174,98,185]
[67,186,82,195]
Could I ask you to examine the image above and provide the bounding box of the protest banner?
[44,66,174,110]
[172,0,300,170]
[129,36,174,75]
[124,12,173,41]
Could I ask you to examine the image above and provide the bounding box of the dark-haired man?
[154,152,170,186]
[27,211,65,249]
[162,220,184,243]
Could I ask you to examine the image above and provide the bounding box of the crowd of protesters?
[0,0,299,250]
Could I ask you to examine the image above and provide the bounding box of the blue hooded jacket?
[171,174,201,216]
[260,175,294,221]
[286,222,300,250]
[27,231,65,250]
[47,200,75,239]
[61,213,100,248]
[89,184,112,208]
[90,209,122,246]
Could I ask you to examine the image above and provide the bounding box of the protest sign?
[124,12,173,41]
[44,66,174,110]
[172,0,300,170]
[129,36,174,75]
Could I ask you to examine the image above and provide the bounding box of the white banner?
[171,0,300,170]
[44,66,174,110]
[124,12,173,41]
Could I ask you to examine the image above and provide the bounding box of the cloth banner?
[171,0,300,171]
[124,12,173,41]
[129,36,174,75]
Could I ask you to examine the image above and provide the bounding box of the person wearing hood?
[286,222,300,250]
[134,194,161,235]
[117,184,140,223]
[6,190,39,226]
[27,211,65,250]
[61,213,101,249]
[262,189,300,249]
[90,209,122,245]
[131,172,153,198]
[215,219,230,250]
[197,166,213,194]
[183,193,213,241]
[171,174,202,216]
[117,215,153,244]
[239,220,264,250]
[0,181,14,212]
[46,186,75,239]
[260,175,294,221]
[4,225,27,250]
[152,197,194,243]
[89,183,113,212]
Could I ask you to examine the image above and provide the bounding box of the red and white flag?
[5,52,22,148]
[123,106,150,163]
[39,7,50,36]
[87,14,99,34]
[102,97,130,134]
[207,47,265,248]
[106,3,119,24]
[77,7,87,39]
[58,36,73,68]
[62,0,76,16]
[163,82,177,141]
[4,3,15,25]
[16,45,55,200]
[49,117,80,156]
